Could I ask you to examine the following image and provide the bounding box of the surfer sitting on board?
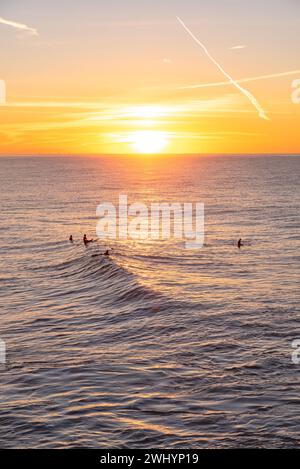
[237,238,244,249]
[83,234,93,245]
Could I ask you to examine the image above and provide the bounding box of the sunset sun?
[130,130,169,154]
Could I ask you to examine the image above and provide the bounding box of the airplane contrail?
[0,16,38,36]
[176,16,269,121]
[178,69,300,90]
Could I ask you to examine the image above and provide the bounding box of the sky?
[0,0,300,155]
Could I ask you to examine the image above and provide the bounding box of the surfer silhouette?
[69,235,73,242]
[238,238,243,249]
[91,250,111,258]
[83,234,93,245]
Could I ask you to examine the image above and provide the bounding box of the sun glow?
[126,105,169,119]
[129,130,169,154]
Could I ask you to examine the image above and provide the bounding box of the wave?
[27,246,181,315]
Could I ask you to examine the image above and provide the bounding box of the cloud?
[177,16,269,121]
[0,16,38,36]
[229,45,246,50]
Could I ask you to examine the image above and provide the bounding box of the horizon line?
[0,153,299,158]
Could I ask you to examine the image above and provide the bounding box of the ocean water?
[0,154,299,449]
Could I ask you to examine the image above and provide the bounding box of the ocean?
[0,154,299,448]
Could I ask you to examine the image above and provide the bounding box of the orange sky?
[1,0,300,155]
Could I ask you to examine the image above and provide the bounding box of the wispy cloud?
[0,16,38,36]
[0,95,251,137]
[229,45,246,50]
[176,16,269,121]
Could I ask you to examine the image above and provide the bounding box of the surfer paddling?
[91,250,111,258]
